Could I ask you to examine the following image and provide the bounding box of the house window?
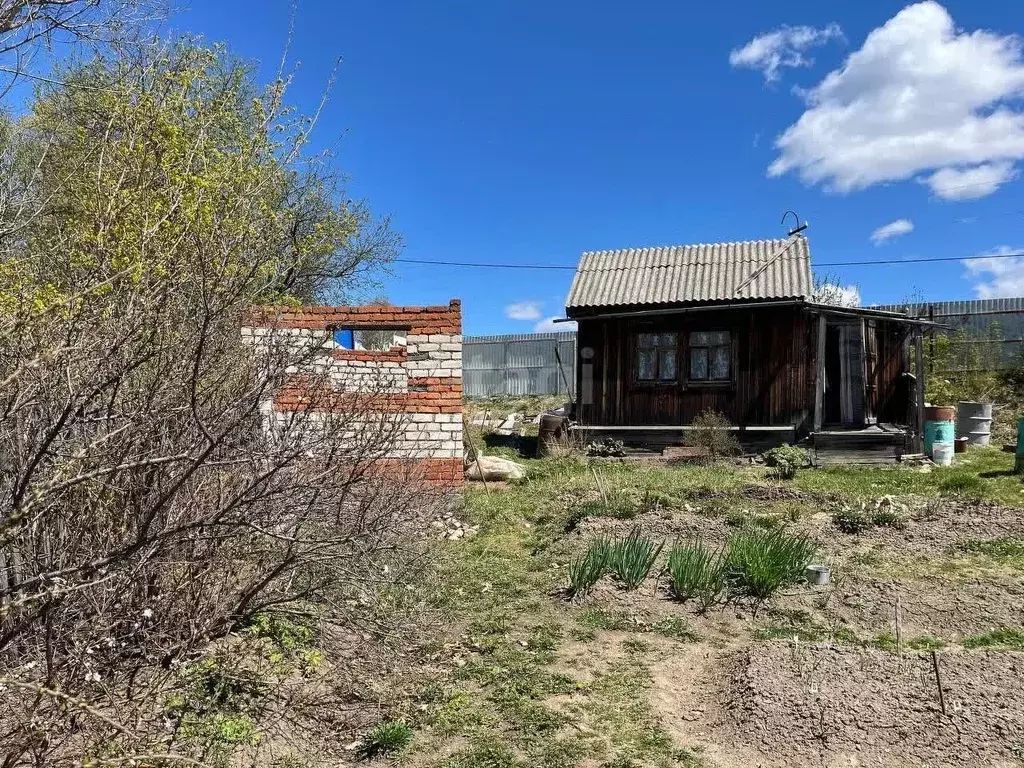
[636,333,677,382]
[689,331,731,382]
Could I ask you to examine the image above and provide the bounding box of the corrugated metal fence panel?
[463,332,577,396]
[871,298,1024,369]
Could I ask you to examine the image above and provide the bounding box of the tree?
[811,273,861,307]
[0,41,422,766]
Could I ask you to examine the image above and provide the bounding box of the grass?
[357,720,413,759]
[962,537,1024,566]
[404,441,1023,767]
[963,627,1024,650]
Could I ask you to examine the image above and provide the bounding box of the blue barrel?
[924,405,956,457]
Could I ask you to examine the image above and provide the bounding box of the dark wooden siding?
[575,306,815,429]
[575,307,914,431]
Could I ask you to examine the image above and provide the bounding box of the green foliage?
[357,720,413,759]
[666,540,726,611]
[963,627,1024,650]
[608,529,664,590]
[587,438,626,457]
[924,327,1009,405]
[684,410,741,459]
[939,473,987,498]
[871,508,905,528]
[165,658,269,749]
[723,528,816,603]
[567,537,612,596]
[763,445,809,480]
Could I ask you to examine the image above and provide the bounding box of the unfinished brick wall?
[242,300,464,486]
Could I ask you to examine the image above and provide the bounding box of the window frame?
[687,329,733,387]
[633,331,679,386]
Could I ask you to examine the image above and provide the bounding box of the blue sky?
[176,1,1024,335]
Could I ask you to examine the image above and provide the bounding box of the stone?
[464,456,527,482]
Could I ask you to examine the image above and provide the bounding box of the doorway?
[823,321,864,427]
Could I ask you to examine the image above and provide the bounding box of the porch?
[810,424,910,466]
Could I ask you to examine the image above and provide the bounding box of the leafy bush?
[763,445,809,480]
[357,720,413,759]
[567,537,612,597]
[684,410,741,459]
[723,528,816,603]
[586,437,626,457]
[666,540,726,611]
[608,529,664,590]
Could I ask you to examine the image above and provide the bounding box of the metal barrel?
[924,419,955,458]
[956,401,993,447]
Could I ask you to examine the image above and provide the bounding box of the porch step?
[811,429,908,466]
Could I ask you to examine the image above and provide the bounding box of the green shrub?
[832,509,871,534]
[567,537,612,597]
[723,528,816,603]
[685,410,741,459]
[763,445,809,480]
[586,437,626,457]
[357,720,413,759]
[608,528,664,590]
[939,473,987,498]
[666,540,726,611]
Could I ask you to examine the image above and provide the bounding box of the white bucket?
[932,442,954,467]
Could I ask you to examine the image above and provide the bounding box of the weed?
[357,720,413,759]
[832,509,871,534]
[578,608,640,632]
[871,508,905,528]
[445,738,520,768]
[622,637,651,654]
[568,537,612,597]
[650,616,698,642]
[666,540,726,611]
[939,473,987,498]
[962,537,1024,565]
[763,445,809,480]
[587,438,626,457]
[963,627,1024,650]
[723,528,816,604]
[608,529,664,590]
[907,636,948,651]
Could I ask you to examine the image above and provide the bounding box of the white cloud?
[504,301,542,321]
[812,282,861,307]
[730,23,843,83]
[926,161,1018,200]
[534,316,576,333]
[963,246,1024,298]
[768,2,1024,201]
[870,218,914,245]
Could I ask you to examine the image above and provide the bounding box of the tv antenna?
[781,210,808,237]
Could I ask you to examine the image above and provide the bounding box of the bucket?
[956,401,993,447]
[932,442,954,466]
[924,419,955,456]
[536,412,569,457]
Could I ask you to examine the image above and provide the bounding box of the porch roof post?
[813,312,826,432]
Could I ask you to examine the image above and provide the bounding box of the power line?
[395,250,1024,271]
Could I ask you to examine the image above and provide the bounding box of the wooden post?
[814,313,826,432]
[914,330,925,454]
[931,650,947,715]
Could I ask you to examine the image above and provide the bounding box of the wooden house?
[565,236,930,461]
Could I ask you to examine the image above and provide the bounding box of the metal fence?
[872,297,1024,369]
[463,332,577,396]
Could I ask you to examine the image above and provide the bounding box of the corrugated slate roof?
[565,237,812,311]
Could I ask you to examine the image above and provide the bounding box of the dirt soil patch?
[719,645,1024,768]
